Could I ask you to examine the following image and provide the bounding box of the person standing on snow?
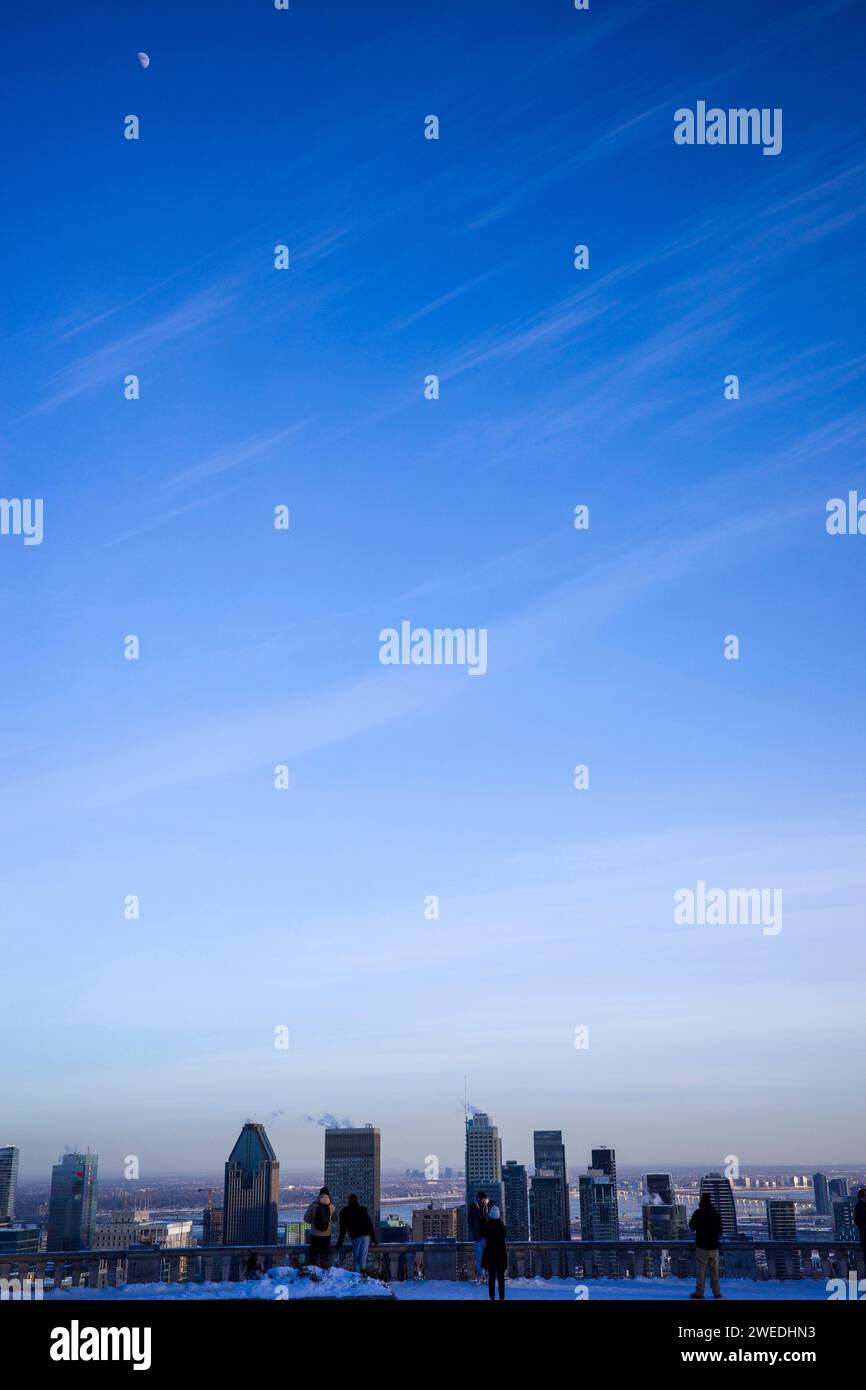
[304,1186,338,1269]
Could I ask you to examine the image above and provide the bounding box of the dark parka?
[467,1201,487,1241]
[481,1217,507,1272]
[336,1197,377,1246]
[689,1198,722,1251]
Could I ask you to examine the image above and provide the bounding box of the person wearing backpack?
[335,1193,378,1274]
[304,1187,337,1269]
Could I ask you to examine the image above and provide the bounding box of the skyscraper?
[586,1147,619,1238]
[812,1172,830,1216]
[828,1177,851,1200]
[699,1173,738,1237]
[202,1205,224,1247]
[0,1226,39,1253]
[464,1112,503,1214]
[643,1172,688,1241]
[531,1175,568,1242]
[0,1145,19,1225]
[643,1200,689,1241]
[323,1126,381,1229]
[47,1151,98,1251]
[222,1122,279,1246]
[591,1146,618,1187]
[532,1131,570,1240]
[579,1170,619,1241]
[645,1172,674,1206]
[766,1200,797,1240]
[502,1161,529,1241]
[833,1197,857,1240]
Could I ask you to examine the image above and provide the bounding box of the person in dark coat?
[689,1193,723,1299]
[481,1204,507,1300]
[854,1189,866,1267]
[335,1193,378,1274]
[467,1190,488,1282]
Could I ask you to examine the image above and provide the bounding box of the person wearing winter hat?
[481,1203,507,1300]
[304,1187,337,1269]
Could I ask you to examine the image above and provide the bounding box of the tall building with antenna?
[465,1111,503,1215]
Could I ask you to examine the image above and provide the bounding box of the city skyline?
[6,1123,861,1230]
[3,0,866,1173]
[7,1120,866,1182]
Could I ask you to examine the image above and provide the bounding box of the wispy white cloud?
[162,423,308,495]
[96,423,312,548]
[385,271,495,331]
[21,283,238,418]
[0,483,814,831]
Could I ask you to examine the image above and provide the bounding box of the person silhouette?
[467,1190,488,1283]
[481,1204,507,1301]
[689,1193,722,1299]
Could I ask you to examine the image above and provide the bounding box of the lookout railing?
[1,1239,862,1292]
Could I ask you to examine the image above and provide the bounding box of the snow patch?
[42,1271,833,1303]
[44,1265,393,1301]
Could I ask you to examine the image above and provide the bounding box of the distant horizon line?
[14,1161,866,1183]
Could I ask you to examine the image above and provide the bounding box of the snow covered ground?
[43,1267,393,1301]
[391,1276,833,1301]
[41,1270,834,1302]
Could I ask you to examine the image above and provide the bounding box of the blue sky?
[2,0,865,1178]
